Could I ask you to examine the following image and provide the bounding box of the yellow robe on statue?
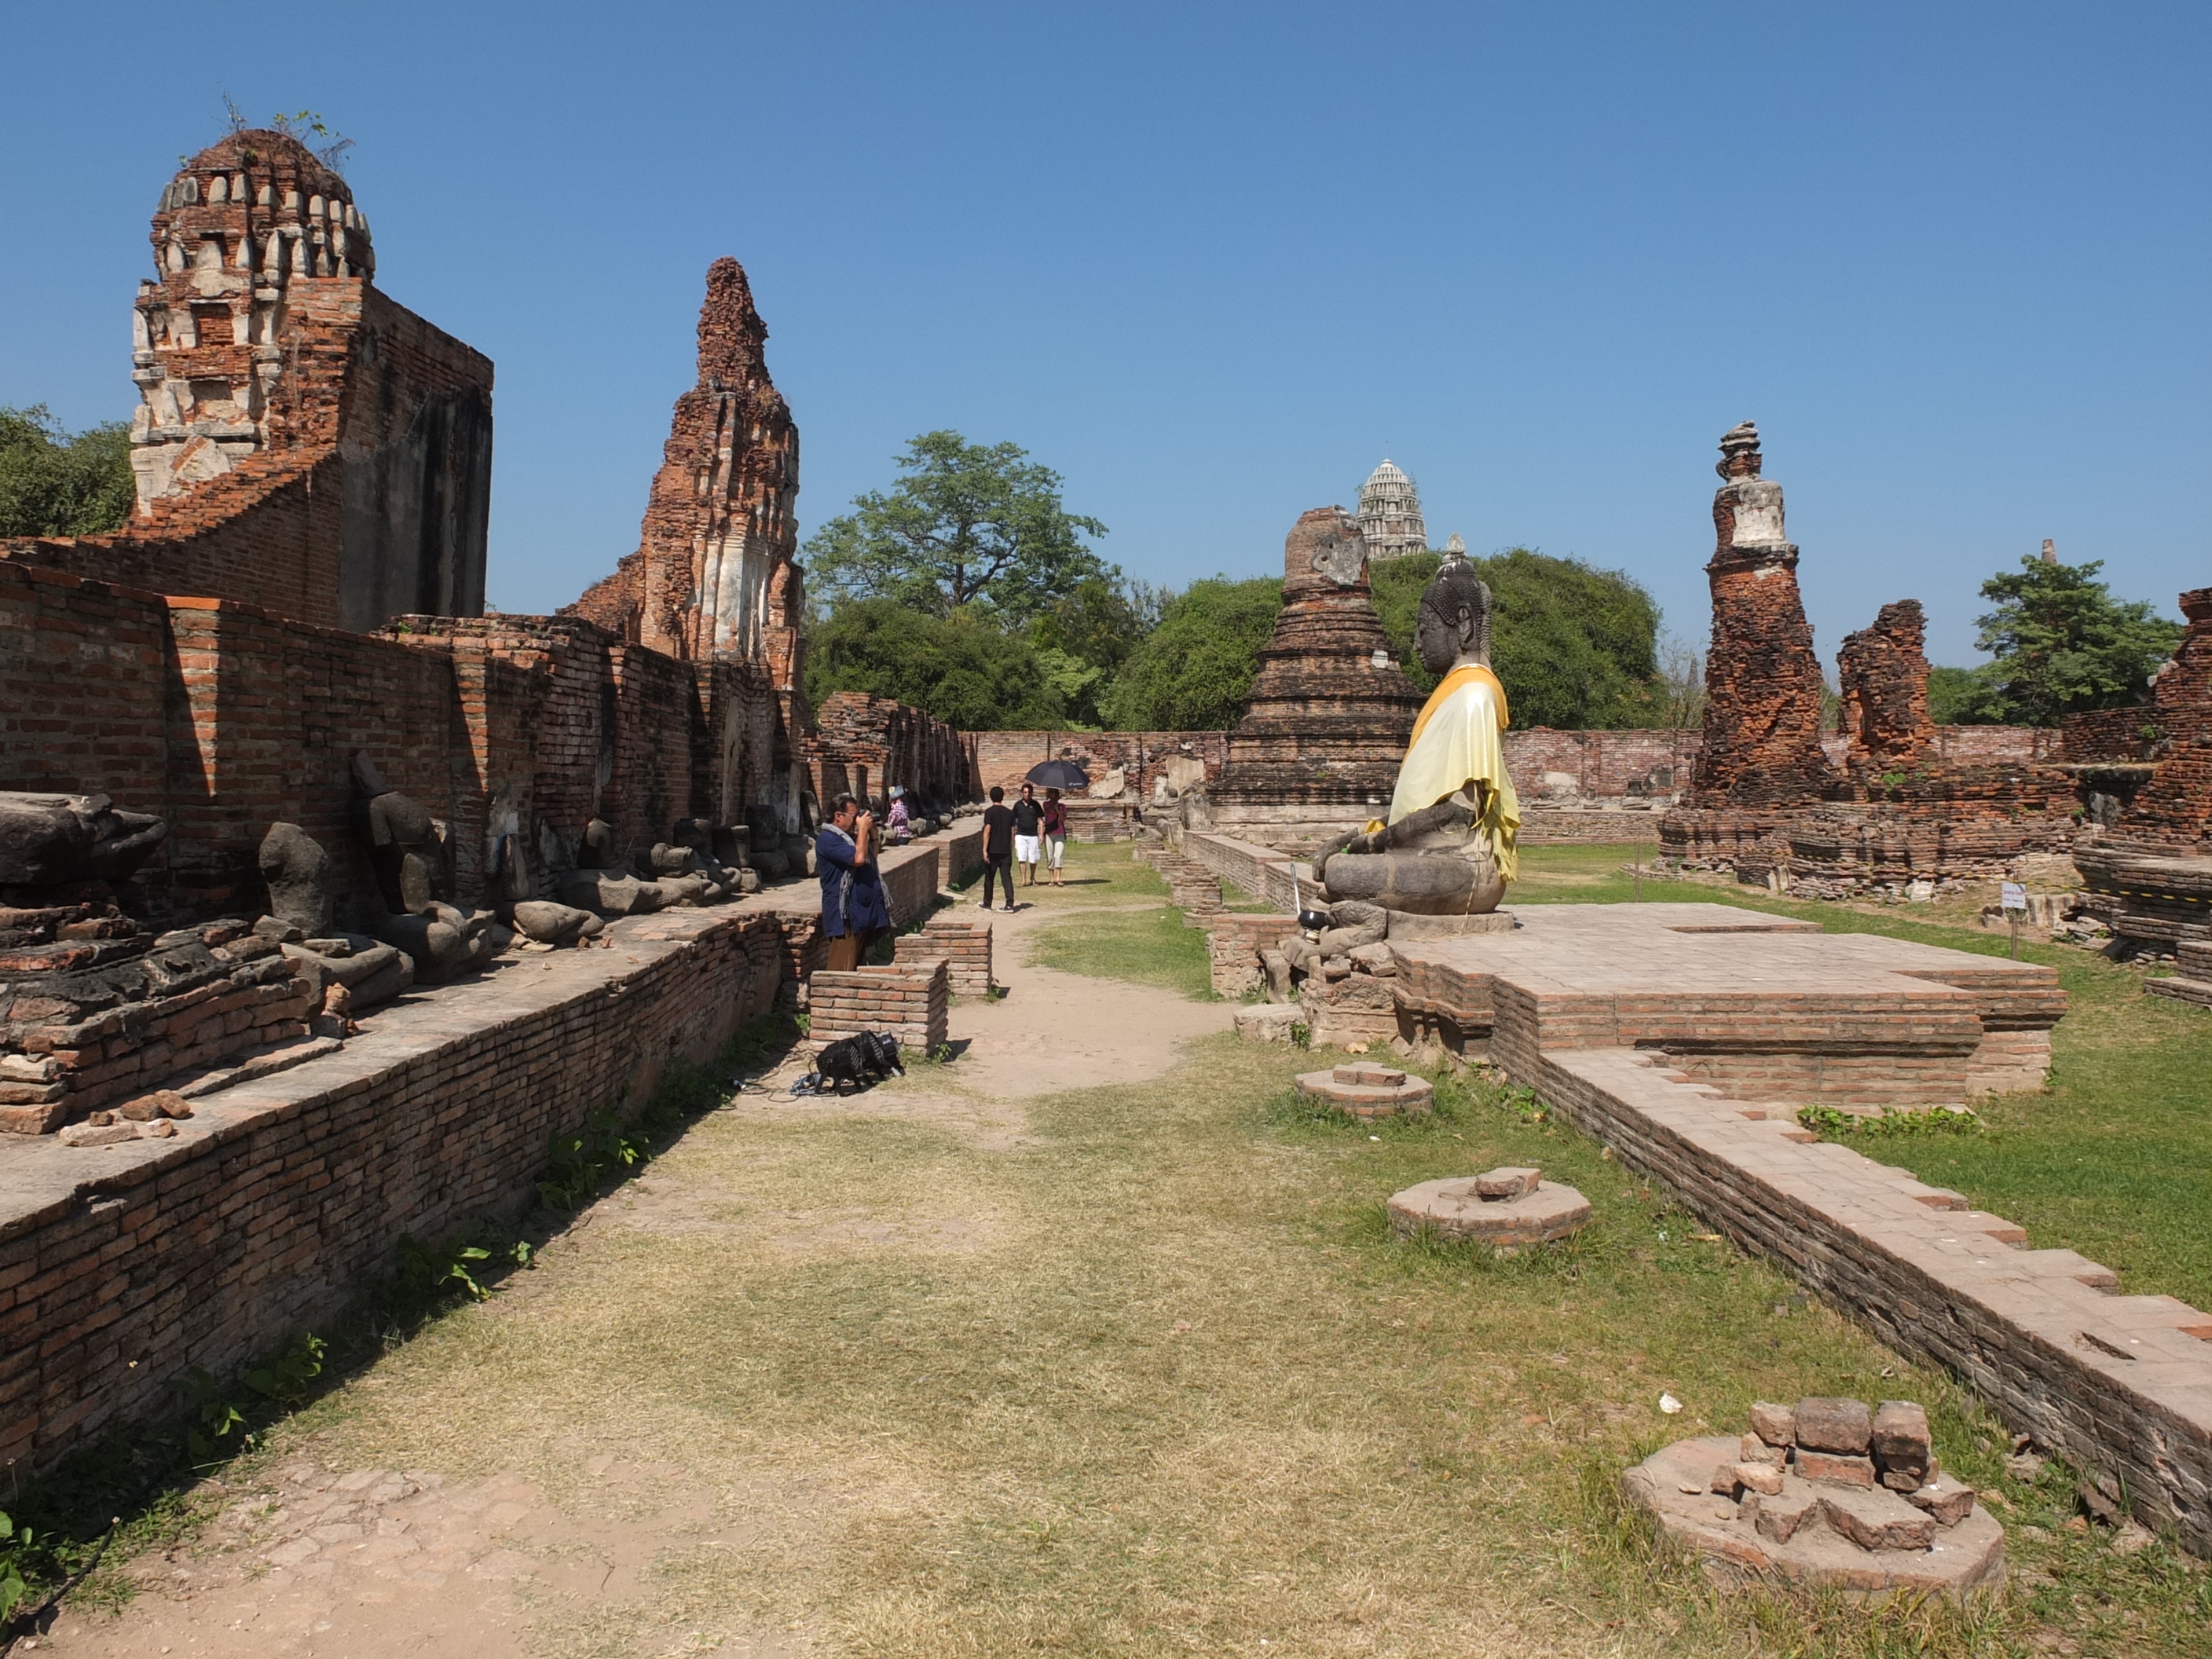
[1386,665,1521,881]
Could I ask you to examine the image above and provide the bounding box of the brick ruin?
[0,134,985,1152]
[1662,423,2087,895]
[1836,601,1934,778]
[2077,588,2212,998]
[2,130,492,634]
[1197,506,1423,853]
[1690,422,1833,808]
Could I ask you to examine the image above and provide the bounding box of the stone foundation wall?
[0,905,789,1473]
[1178,831,1305,910]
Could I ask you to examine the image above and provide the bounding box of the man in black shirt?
[1011,783,1046,888]
[979,786,1017,911]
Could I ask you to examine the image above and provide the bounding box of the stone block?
[1474,1166,1540,1200]
[1793,1397,1872,1455]
[1870,1400,1932,1485]
[1752,1479,1822,1545]
[1735,1461,1785,1497]
[1233,1006,1300,1044]
[1795,1450,1876,1489]
[1903,1473,1977,1527]
[1818,1486,1936,1553]
[1749,1401,1796,1447]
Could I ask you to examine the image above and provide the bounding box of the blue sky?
[2,2,2204,668]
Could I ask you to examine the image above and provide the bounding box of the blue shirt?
[816,823,892,938]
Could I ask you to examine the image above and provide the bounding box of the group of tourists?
[977,782,1068,911]
[814,778,1071,965]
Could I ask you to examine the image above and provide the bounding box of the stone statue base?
[1385,909,1517,940]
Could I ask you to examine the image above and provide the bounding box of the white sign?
[2001,881,2028,913]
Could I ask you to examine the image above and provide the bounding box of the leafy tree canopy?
[0,406,135,538]
[1925,665,2008,726]
[1370,548,1666,727]
[1104,577,1284,731]
[1965,555,2181,725]
[807,598,1068,731]
[804,431,1109,624]
[1026,575,1168,728]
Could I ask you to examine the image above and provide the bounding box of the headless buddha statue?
[1317,554,1520,917]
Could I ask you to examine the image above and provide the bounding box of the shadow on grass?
[0,1010,804,1636]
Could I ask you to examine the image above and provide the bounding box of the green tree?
[1104,577,1284,731]
[1370,548,1665,727]
[1968,555,2181,724]
[804,431,1109,623]
[1926,665,2008,725]
[1026,574,1166,727]
[807,598,1068,731]
[0,405,135,537]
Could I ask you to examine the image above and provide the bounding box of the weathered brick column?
[892,917,993,997]
[807,960,948,1053]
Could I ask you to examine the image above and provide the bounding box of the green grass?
[202,1031,2210,1658]
[1025,903,1214,999]
[953,837,1175,906]
[1513,843,2212,1313]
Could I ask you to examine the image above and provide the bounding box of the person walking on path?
[1041,787,1069,888]
[817,792,892,970]
[1012,782,1046,888]
[980,786,1017,912]
[886,786,911,846]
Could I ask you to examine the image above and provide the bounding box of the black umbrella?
[1025,759,1090,790]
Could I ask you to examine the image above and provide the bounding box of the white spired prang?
[1356,458,1430,561]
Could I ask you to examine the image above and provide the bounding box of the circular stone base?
[1385,909,1518,941]
[1386,1174,1591,1247]
[1622,1436,2005,1599]
[1294,1064,1434,1119]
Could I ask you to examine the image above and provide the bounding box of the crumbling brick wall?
[2119,588,2212,851]
[1837,600,1934,778]
[0,907,789,1474]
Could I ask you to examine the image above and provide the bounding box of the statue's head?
[1414,555,1492,676]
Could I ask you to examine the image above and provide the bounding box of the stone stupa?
[1201,507,1424,854]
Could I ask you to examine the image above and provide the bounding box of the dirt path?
[35,889,1240,1659]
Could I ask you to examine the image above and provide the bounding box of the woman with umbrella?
[1022,760,1088,892]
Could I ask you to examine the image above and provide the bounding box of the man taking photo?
[817,793,892,969]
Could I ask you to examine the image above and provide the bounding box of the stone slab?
[1624,1435,2005,1599]
[1386,1176,1591,1247]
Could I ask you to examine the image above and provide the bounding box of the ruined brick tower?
[1205,507,1423,850]
[35,127,497,632]
[1688,422,1833,806]
[1837,600,1936,778]
[566,258,801,675]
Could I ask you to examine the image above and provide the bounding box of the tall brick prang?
[566,259,800,673]
[1837,600,1935,778]
[2,128,494,634]
[1689,423,1833,808]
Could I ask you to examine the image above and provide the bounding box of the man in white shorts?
[1010,782,1046,887]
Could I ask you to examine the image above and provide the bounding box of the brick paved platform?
[1391,904,2212,1550]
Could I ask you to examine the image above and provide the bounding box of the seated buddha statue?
[1316,553,1520,919]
